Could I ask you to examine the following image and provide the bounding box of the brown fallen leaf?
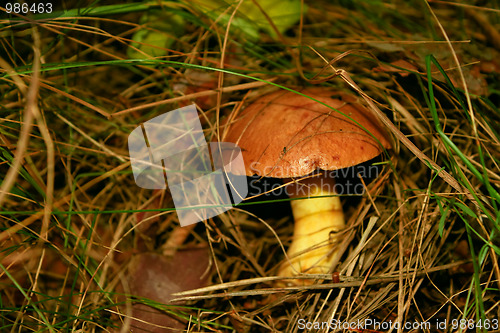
[121,248,210,332]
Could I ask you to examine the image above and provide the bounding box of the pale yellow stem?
[278,177,345,285]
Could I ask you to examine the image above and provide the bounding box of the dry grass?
[0,0,499,332]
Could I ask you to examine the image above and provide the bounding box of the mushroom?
[220,88,391,285]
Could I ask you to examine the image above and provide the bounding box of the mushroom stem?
[278,174,345,284]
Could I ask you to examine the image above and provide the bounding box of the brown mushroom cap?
[221,88,391,178]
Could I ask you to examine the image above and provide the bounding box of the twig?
[111,81,273,117]
[171,260,468,301]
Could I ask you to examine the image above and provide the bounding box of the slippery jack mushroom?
[221,88,391,285]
